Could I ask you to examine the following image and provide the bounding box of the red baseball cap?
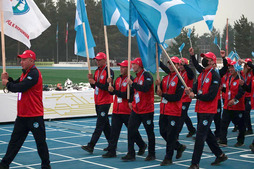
[182,58,189,65]
[18,50,36,60]
[168,56,181,64]
[117,60,131,68]
[94,52,107,60]
[228,60,237,66]
[201,52,216,63]
[226,57,232,65]
[131,58,143,67]
[245,58,252,63]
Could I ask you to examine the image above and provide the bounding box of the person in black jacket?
[0,50,51,169]
[160,59,196,138]
[81,52,114,154]
[102,60,146,158]
[186,48,227,169]
[191,49,228,140]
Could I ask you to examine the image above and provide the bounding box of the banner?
[0,0,51,48]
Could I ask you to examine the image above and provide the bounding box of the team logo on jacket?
[248,74,251,77]
[182,105,186,110]
[239,113,243,118]
[146,120,151,125]
[205,78,210,83]
[249,101,251,105]
[171,120,175,126]
[27,76,32,80]
[12,0,30,15]
[217,108,220,113]
[100,76,104,80]
[203,120,208,126]
[33,122,39,128]
[233,82,237,86]
[101,112,105,117]
[171,81,176,87]
[123,82,127,87]
[139,80,143,85]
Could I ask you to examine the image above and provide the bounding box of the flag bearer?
[160,60,196,138]
[186,48,227,169]
[122,58,156,161]
[81,52,114,153]
[218,60,246,147]
[156,57,184,166]
[102,60,146,158]
[0,50,51,169]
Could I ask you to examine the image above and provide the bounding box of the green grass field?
[0,68,167,90]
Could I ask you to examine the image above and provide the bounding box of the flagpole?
[57,40,59,63]
[66,41,68,62]
[104,26,112,86]
[56,23,59,64]
[1,11,6,73]
[66,23,68,62]
[82,22,91,74]
[127,29,131,100]
[159,44,187,88]
[155,43,161,90]
[189,38,192,48]
[226,18,229,56]
[180,51,183,59]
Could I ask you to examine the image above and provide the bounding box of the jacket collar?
[136,69,144,77]
[22,64,35,74]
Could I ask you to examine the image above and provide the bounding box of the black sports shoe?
[249,143,254,153]
[102,151,116,158]
[232,126,238,132]
[176,144,186,159]
[218,141,227,147]
[245,130,253,135]
[121,153,136,161]
[103,146,109,151]
[211,153,228,165]
[234,142,244,147]
[160,158,172,166]
[186,130,196,137]
[145,154,156,161]
[188,164,199,169]
[137,143,147,155]
[0,163,9,169]
[81,145,94,154]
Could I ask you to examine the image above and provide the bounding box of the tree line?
[1,0,254,66]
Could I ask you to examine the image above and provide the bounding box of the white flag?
[0,0,51,48]
[0,0,13,22]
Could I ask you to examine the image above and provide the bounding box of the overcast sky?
[187,0,254,36]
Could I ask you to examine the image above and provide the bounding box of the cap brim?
[200,53,205,57]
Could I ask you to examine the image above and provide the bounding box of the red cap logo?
[18,50,36,60]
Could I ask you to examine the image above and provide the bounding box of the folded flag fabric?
[131,0,218,43]
[0,0,51,48]
[74,0,96,58]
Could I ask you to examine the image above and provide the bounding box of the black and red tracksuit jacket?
[159,72,184,116]
[241,70,253,98]
[180,65,194,103]
[132,69,154,114]
[223,75,245,111]
[111,75,134,115]
[90,65,114,105]
[6,65,43,117]
[241,61,254,109]
[193,67,220,114]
